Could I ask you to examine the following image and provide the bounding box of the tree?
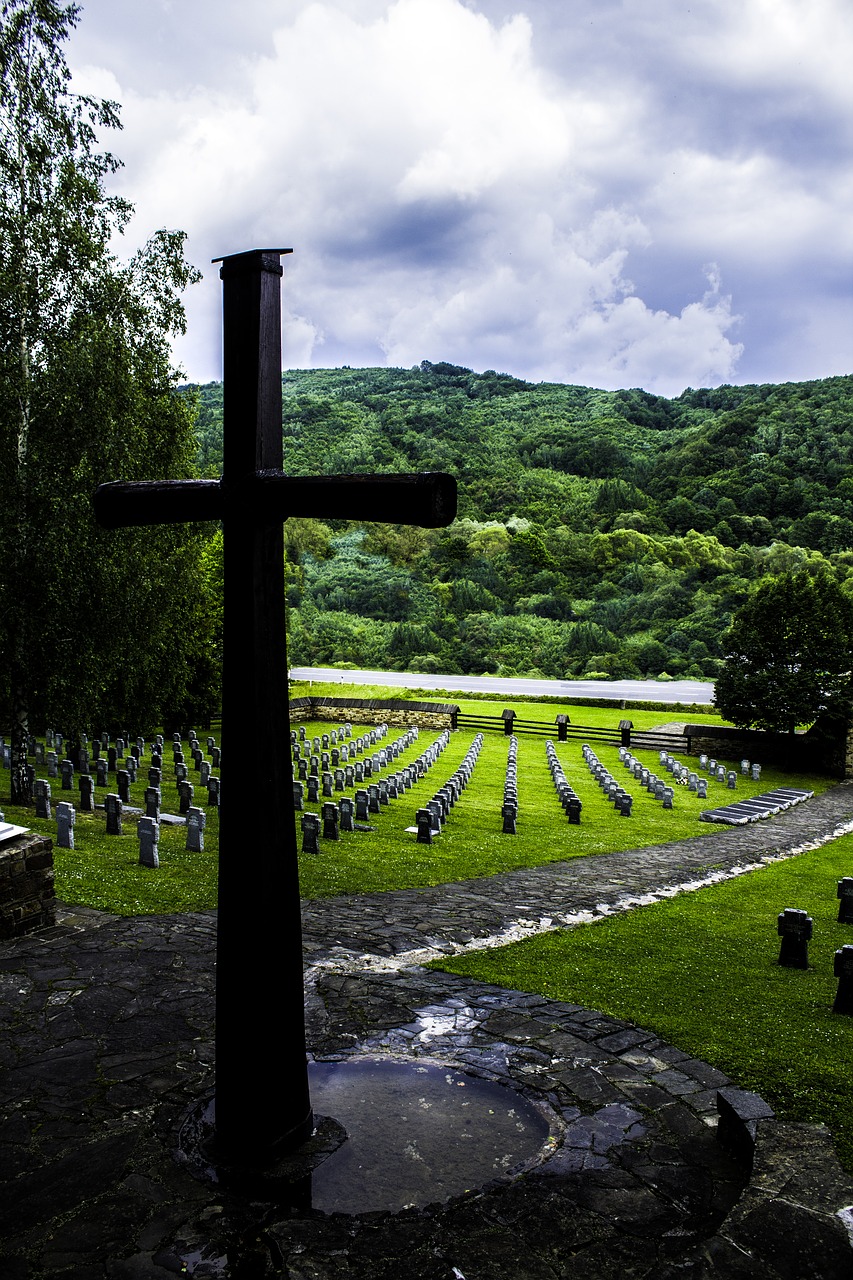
[0,0,207,800]
[713,571,853,733]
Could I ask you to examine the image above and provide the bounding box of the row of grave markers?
[19,727,223,870]
[502,735,518,834]
[619,749,680,806]
[587,746,636,815]
[546,741,583,824]
[2,729,222,775]
[414,732,484,844]
[299,728,456,853]
[778,891,853,1014]
[49,793,206,866]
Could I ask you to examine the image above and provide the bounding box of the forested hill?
[193,365,853,682]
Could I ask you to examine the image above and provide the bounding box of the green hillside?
[193,365,853,682]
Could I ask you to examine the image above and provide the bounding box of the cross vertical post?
[92,246,457,1169]
[213,249,312,1160]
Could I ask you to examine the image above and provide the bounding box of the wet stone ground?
[3,786,853,1277]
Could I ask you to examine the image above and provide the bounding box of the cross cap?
[212,248,293,278]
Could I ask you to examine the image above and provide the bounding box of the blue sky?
[68,0,853,396]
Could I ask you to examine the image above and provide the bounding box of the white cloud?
[67,0,853,391]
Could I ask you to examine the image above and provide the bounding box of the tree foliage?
[713,572,853,732]
[193,363,853,684]
[0,0,212,798]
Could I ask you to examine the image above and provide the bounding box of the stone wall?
[684,723,848,777]
[0,832,55,939]
[289,696,459,732]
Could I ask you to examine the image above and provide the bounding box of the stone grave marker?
[339,796,355,832]
[34,779,51,820]
[56,800,75,849]
[186,807,206,852]
[838,878,853,924]
[777,907,812,968]
[321,801,339,841]
[79,775,95,813]
[355,790,370,822]
[833,945,853,1014]
[105,793,123,835]
[301,812,320,855]
[138,816,160,868]
[145,786,161,820]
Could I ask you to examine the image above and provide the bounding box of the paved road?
[291,666,715,706]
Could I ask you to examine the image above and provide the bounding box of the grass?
[294,728,827,897]
[433,834,853,1169]
[5,703,829,910]
[6,694,853,1171]
[5,733,221,915]
[291,680,725,724]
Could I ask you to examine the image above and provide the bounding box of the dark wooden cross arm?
[93,471,457,529]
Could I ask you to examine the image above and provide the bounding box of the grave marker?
[777,907,812,968]
[186,807,206,852]
[79,775,94,813]
[56,800,75,849]
[105,793,123,835]
[833,945,853,1014]
[138,816,160,868]
[838,878,853,924]
[34,779,51,820]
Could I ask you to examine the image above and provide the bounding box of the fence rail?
[454,712,687,753]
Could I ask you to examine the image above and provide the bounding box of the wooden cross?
[94,249,456,1163]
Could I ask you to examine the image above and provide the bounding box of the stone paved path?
[2,788,853,1278]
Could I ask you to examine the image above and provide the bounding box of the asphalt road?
[289,666,715,706]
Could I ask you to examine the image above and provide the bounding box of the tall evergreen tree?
[0,0,212,801]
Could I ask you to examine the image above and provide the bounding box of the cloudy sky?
[67,0,853,396]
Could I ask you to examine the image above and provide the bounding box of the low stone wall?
[289,697,459,732]
[684,723,847,777]
[0,831,55,939]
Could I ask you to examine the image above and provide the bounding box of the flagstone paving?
[2,786,853,1278]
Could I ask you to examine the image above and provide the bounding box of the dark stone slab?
[700,788,814,825]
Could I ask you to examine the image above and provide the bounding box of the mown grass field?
[3,695,827,910]
[4,687,851,1169]
[435,832,853,1170]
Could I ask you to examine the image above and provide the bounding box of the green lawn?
[434,833,853,1169]
[5,698,852,1172]
[5,712,825,911]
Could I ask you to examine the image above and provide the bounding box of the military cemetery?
[2,7,853,1273]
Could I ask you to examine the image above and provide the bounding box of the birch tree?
[0,0,210,801]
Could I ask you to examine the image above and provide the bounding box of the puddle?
[307,1056,552,1214]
